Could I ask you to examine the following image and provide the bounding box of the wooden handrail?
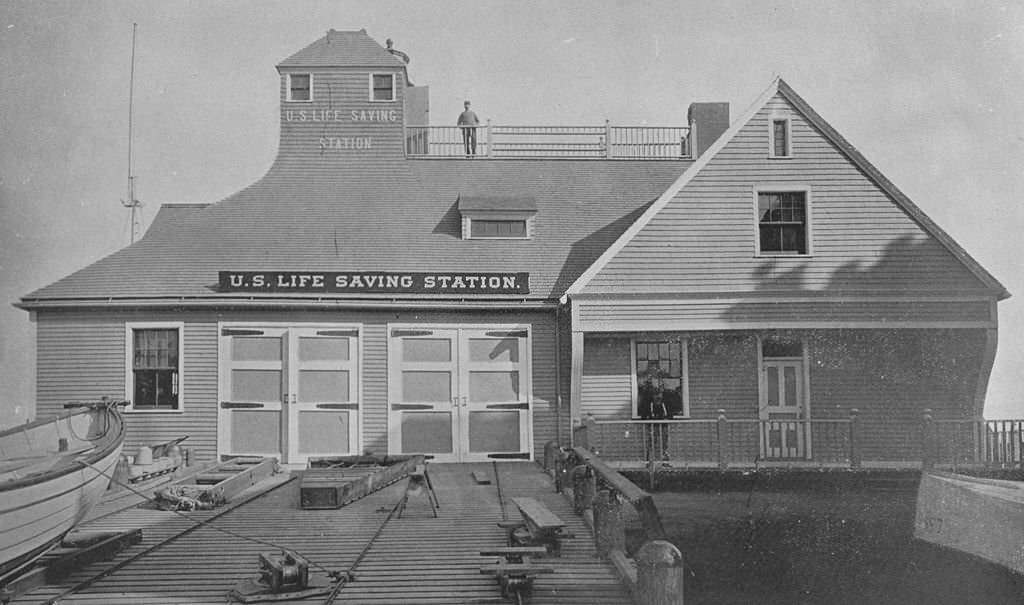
[572,446,665,541]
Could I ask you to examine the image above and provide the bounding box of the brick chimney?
[687,102,730,158]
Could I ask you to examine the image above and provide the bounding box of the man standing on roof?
[458,100,480,156]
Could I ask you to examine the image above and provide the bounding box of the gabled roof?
[565,77,1010,301]
[20,159,686,306]
[278,29,406,69]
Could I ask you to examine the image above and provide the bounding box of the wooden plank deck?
[11,463,631,605]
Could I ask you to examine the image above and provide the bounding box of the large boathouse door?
[286,327,360,465]
[218,324,360,464]
[388,326,532,462]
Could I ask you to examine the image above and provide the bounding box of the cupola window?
[288,74,312,102]
[371,73,396,102]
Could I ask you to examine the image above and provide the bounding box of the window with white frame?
[370,73,396,102]
[287,74,312,102]
[769,117,791,158]
[757,190,809,255]
[126,323,183,411]
[633,339,688,418]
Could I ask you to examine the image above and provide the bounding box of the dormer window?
[458,196,537,240]
[769,116,791,158]
[472,219,527,238]
[287,74,312,102]
[371,73,396,102]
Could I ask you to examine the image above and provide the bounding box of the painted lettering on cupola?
[282,108,401,153]
[283,109,399,123]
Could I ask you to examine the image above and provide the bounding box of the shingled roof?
[278,29,407,69]
[20,158,688,306]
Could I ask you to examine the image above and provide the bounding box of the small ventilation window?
[288,74,312,102]
[769,117,791,158]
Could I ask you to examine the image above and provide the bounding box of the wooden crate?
[299,454,423,509]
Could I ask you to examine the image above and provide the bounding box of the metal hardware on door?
[461,396,468,408]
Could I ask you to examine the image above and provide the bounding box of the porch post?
[922,408,934,470]
[716,409,729,470]
[849,408,861,468]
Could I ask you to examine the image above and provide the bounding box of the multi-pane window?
[634,340,686,418]
[470,219,527,238]
[371,73,395,101]
[758,191,808,255]
[771,119,790,157]
[288,74,311,101]
[130,327,180,410]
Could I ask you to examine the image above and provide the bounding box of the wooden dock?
[9,462,631,604]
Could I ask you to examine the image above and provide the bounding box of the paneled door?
[760,359,808,459]
[286,328,360,465]
[389,326,531,462]
[218,325,360,464]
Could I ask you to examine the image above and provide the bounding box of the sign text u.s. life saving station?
[219,271,529,295]
[284,108,399,151]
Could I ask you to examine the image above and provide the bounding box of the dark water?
[650,485,1024,605]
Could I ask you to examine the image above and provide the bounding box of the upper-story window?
[287,74,312,102]
[757,190,809,255]
[126,322,183,412]
[769,117,791,158]
[370,73,396,102]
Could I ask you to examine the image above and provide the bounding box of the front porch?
[572,413,1024,471]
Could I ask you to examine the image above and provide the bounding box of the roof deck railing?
[406,120,692,159]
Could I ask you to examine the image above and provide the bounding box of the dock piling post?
[571,464,595,515]
[593,489,625,557]
[636,540,684,605]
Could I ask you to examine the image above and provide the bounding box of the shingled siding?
[34,307,558,464]
[580,333,758,420]
[578,329,984,463]
[805,328,986,462]
[584,93,988,296]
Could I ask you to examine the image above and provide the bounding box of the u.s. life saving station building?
[18,30,1009,468]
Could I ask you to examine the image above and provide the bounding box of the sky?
[1,0,1022,427]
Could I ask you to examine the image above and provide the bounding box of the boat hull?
[915,471,1024,574]
[0,404,125,580]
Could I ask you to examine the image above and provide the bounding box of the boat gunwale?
[0,404,125,493]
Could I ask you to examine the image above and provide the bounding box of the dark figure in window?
[457,100,479,156]
[637,364,682,461]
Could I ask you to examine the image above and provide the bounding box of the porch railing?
[405,122,691,159]
[573,409,1024,470]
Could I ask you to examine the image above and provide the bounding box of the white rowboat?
[0,401,125,582]
[915,471,1024,574]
